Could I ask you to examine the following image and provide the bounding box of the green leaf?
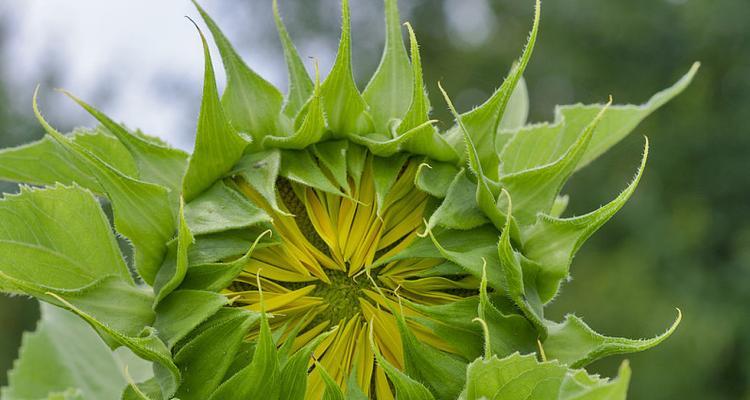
[372,153,409,214]
[370,327,435,400]
[153,289,228,349]
[61,91,188,206]
[445,0,540,180]
[521,140,649,302]
[363,0,412,133]
[544,311,681,369]
[174,308,259,400]
[182,23,249,201]
[397,23,457,162]
[2,303,150,400]
[121,378,163,400]
[395,312,467,399]
[273,0,314,118]
[0,127,137,192]
[194,0,286,142]
[318,363,346,400]
[414,160,459,199]
[312,140,350,193]
[278,332,333,400]
[33,92,175,285]
[0,184,130,291]
[279,149,343,196]
[209,310,279,399]
[497,197,546,337]
[498,101,605,225]
[231,149,286,214]
[427,169,489,230]
[184,181,271,236]
[153,198,193,304]
[264,69,328,149]
[498,76,529,132]
[459,352,630,400]
[320,0,373,136]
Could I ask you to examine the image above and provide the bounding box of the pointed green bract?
[194,1,286,142]
[273,0,314,118]
[182,24,249,202]
[154,199,194,304]
[363,0,412,133]
[321,0,373,136]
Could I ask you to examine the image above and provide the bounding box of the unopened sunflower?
[0,0,697,399]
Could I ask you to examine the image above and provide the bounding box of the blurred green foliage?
[1,0,748,398]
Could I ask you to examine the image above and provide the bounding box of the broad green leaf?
[209,310,279,399]
[182,24,249,201]
[194,0,286,142]
[184,181,271,236]
[544,311,681,369]
[231,149,285,214]
[0,184,130,291]
[153,199,193,304]
[2,303,149,400]
[459,352,630,400]
[444,0,540,180]
[273,0,314,118]
[174,308,259,400]
[521,140,648,301]
[428,169,489,230]
[62,91,188,206]
[363,0,412,133]
[43,293,180,399]
[0,127,136,192]
[153,289,228,349]
[320,0,373,136]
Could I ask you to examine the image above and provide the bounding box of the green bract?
[0,0,697,399]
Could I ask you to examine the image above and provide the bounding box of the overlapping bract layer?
[0,0,696,399]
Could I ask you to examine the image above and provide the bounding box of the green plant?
[0,0,697,399]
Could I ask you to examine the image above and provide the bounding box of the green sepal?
[318,363,346,400]
[278,331,334,400]
[174,307,260,400]
[153,289,228,349]
[184,180,271,236]
[273,0,314,118]
[193,0,287,143]
[362,0,412,134]
[414,160,459,199]
[498,101,604,225]
[427,169,489,230]
[61,91,188,207]
[181,230,269,292]
[372,153,409,214]
[121,378,163,400]
[544,310,681,369]
[280,149,345,196]
[153,198,193,305]
[370,327,435,400]
[231,149,287,215]
[458,352,630,400]
[208,309,279,399]
[445,0,540,180]
[394,310,467,399]
[181,23,249,202]
[521,140,649,302]
[498,77,529,132]
[312,140,350,193]
[320,0,374,136]
[33,93,174,285]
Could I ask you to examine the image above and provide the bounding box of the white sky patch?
[443,0,496,48]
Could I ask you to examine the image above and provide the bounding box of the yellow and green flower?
[0,0,697,399]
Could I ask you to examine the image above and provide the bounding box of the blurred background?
[0,0,748,398]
